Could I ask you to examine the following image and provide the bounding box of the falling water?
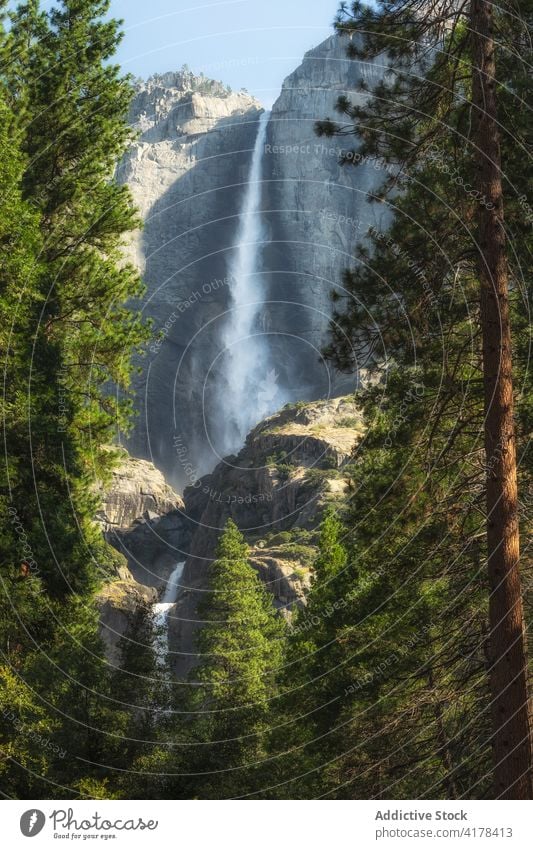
[153,561,185,666]
[217,111,286,455]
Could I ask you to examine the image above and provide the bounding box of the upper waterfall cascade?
[216,111,288,456]
[121,38,372,487]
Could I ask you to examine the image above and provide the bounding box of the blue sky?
[36,0,339,107]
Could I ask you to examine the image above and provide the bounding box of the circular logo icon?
[20,810,46,837]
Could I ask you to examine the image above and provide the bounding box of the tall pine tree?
[179,520,286,798]
[316,0,532,798]
[4,0,148,595]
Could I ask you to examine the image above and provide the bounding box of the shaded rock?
[96,580,157,667]
[97,453,183,532]
[95,452,189,664]
[112,508,194,590]
[169,394,362,677]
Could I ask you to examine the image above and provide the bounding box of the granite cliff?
[118,37,385,489]
[260,34,388,397]
[117,69,264,485]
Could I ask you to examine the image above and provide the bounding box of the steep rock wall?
[117,71,264,487]
[261,34,387,401]
[119,41,386,488]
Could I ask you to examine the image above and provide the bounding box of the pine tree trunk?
[470,0,532,799]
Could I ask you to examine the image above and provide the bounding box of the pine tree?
[179,520,286,798]
[4,0,149,596]
[0,4,153,799]
[285,511,349,736]
[109,602,170,770]
[267,512,350,798]
[316,0,532,798]
[0,89,57,779]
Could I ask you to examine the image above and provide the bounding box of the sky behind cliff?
[33,0,338,107]
[114,0,338,106]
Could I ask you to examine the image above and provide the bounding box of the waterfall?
[153,561,185,666]
[216,111,287,456]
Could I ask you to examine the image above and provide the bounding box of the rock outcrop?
[96,450,193,590]
[95,451,185,663]
[96,452,183,532]
[182,395,362,560]
[168,395,362,676]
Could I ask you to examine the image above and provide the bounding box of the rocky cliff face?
[261,34,387,401]
[117,70,264,487]
[118,42,385,489]
[96,452,183,532]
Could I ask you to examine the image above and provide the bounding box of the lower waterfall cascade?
[153,561,185,666]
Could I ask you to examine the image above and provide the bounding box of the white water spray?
[153,561,185,666]
[217,111,286,455]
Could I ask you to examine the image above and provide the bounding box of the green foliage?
[335,416,360,428]
[260,528,317,548]
[175,520,286,798]
[0,1,157,800]
[282,400,307,411]
[302,0,533,800]
[264,530,293,546]
[0,0,150,598]
[304,468,334,488]
[265,451,296,481]
[282,544,316,565]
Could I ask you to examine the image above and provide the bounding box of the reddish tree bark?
[471,0,532,799]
